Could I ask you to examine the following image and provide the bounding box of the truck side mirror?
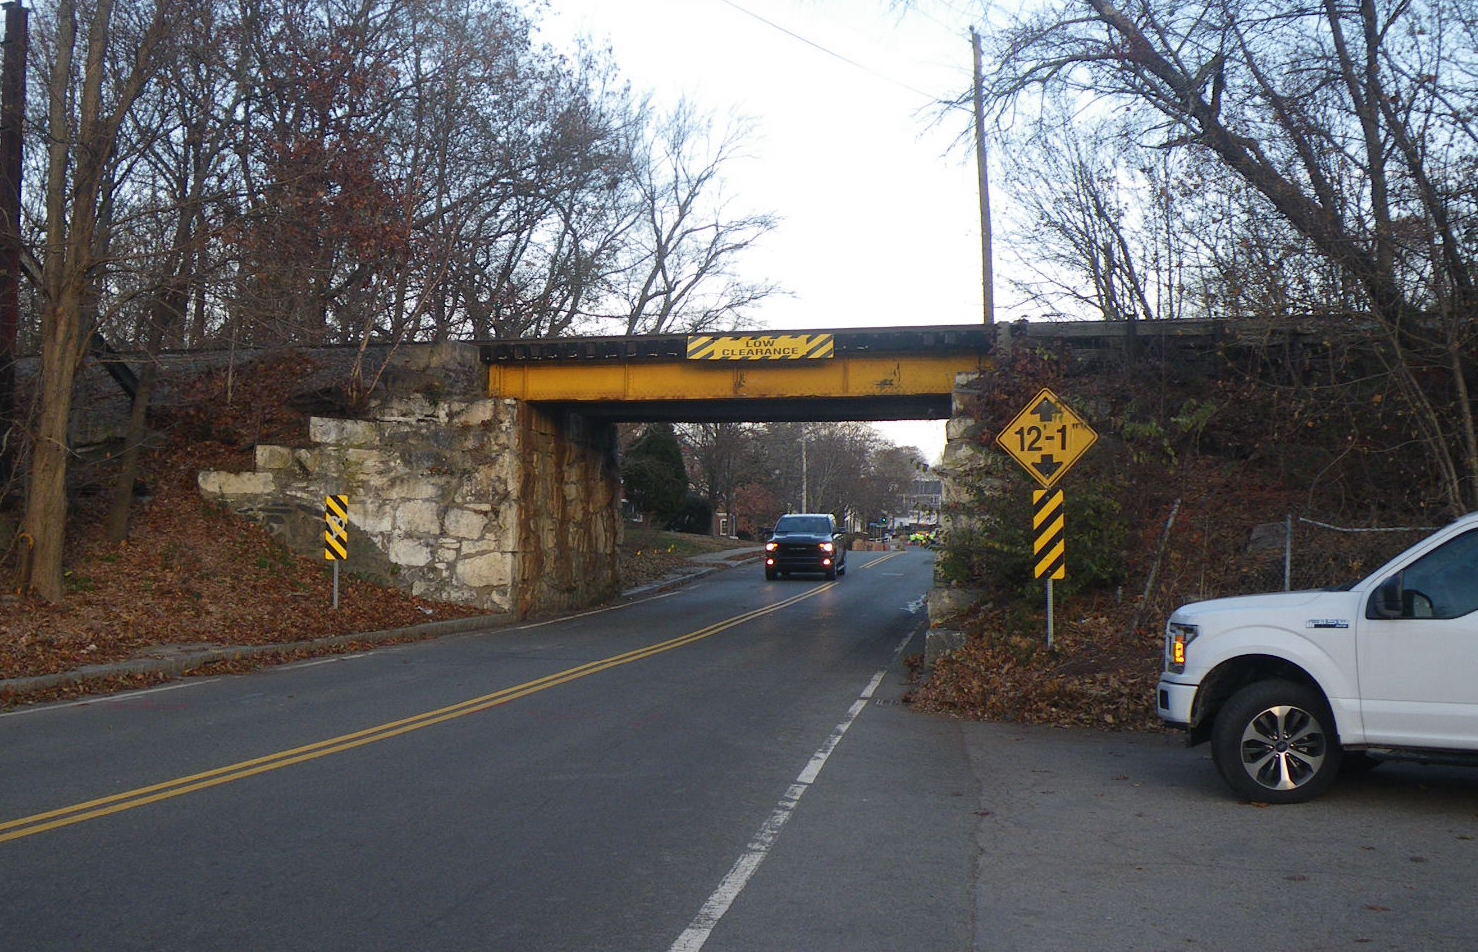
[1369,574,1405,619]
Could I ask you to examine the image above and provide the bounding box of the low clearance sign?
[686,334,835,360]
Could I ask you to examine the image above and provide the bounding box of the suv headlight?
[1166,622,1198,674]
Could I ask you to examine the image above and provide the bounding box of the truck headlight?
[819,542,835,553]
[765,542,778,552]
[1166,622,1198,674]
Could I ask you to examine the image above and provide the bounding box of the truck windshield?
[774,516,831,535]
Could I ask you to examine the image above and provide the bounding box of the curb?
[2,550,766,703]
[619,549,763,600]
[620,565,722,600]
[0,612,513,700]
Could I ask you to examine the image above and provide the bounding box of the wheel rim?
[1239,704,1329,791]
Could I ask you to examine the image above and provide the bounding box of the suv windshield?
[774,516,832,535]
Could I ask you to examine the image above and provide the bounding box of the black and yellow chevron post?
[324,494,349,610]
[1033,489,1065,647]
[324,495,349,561]
[1031,489,1065,580]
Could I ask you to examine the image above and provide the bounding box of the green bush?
[620,423,689,527]
[940,479,1127,602]
[667,493,714,535]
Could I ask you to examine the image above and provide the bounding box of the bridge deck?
[481,325,992,422]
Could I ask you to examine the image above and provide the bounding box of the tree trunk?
[18,0,168,598]
[104,360,156,542]
[20,280,86,601]
[105,269,187,540]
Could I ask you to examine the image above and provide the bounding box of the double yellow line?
[0,583,836,845]
[859,551,905,569]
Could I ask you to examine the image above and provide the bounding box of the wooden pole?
[970,27,994,325]
[0,3,28,492]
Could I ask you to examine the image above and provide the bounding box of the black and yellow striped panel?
[685,334,835,361]
[324,494,349,561]
[1032,489,1065,580]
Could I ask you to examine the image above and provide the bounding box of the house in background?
[890,474,941,535]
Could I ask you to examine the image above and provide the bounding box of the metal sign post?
[324,494,349,609]
[997,389,1096,646]
[1033,488,1066,647]
[1046,578,1054,647]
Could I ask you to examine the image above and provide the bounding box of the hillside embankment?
[911,337,1454,730]
[0,352,732,707]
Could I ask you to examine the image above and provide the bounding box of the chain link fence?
[1282,516,1441,591]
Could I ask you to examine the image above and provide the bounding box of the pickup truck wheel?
[1211,679,1342,804]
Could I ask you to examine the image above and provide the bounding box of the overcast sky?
[538,0,1018,462]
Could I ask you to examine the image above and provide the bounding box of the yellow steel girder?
[486,353,979,403]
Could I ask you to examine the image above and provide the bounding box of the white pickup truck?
[1156,512,1478,802]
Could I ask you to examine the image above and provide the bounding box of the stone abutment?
[198,389,620,618]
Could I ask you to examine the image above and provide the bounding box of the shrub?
[667,493,714,535]
[940,477,1127,602]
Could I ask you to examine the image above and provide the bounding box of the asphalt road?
[5,548,1476,952]
[1,549,972,952]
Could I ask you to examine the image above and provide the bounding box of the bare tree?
[20,0,173,599]
[980,0,1478,512]
[433,41,638,342]
[20,2,780,356]
[852,443,927,528]
[1002,106,1194,325]
[611,101,778,336]
[678,421,761,532]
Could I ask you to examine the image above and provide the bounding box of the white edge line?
[3,648,377,719]
[668,632,909,952]
[4,570,709,717]
[1,574,783,720]
[0,678,223,718]
[7,591,683,718]
[512,588,678,631]
[278,654,366,671]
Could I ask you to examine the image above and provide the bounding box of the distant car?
[764,513,847,581]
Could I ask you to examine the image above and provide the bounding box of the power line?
[714,0,952,104]
[906,0,975,36]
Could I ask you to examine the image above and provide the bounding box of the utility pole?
[800,426,809,512]
[0,2,25,493]
[970,26,994,325]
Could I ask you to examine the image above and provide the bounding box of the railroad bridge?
[197,320,1226,617]
[480,324,990,423]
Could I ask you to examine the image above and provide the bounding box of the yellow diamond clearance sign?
[686,333,834,360]
[996,388,1098,488]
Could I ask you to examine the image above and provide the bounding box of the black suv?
[764,513,847,581]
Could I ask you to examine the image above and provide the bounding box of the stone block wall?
[929,370,999,627]
[937,371,1001,538]
[198,393,622,616]
[513,403,622,616]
